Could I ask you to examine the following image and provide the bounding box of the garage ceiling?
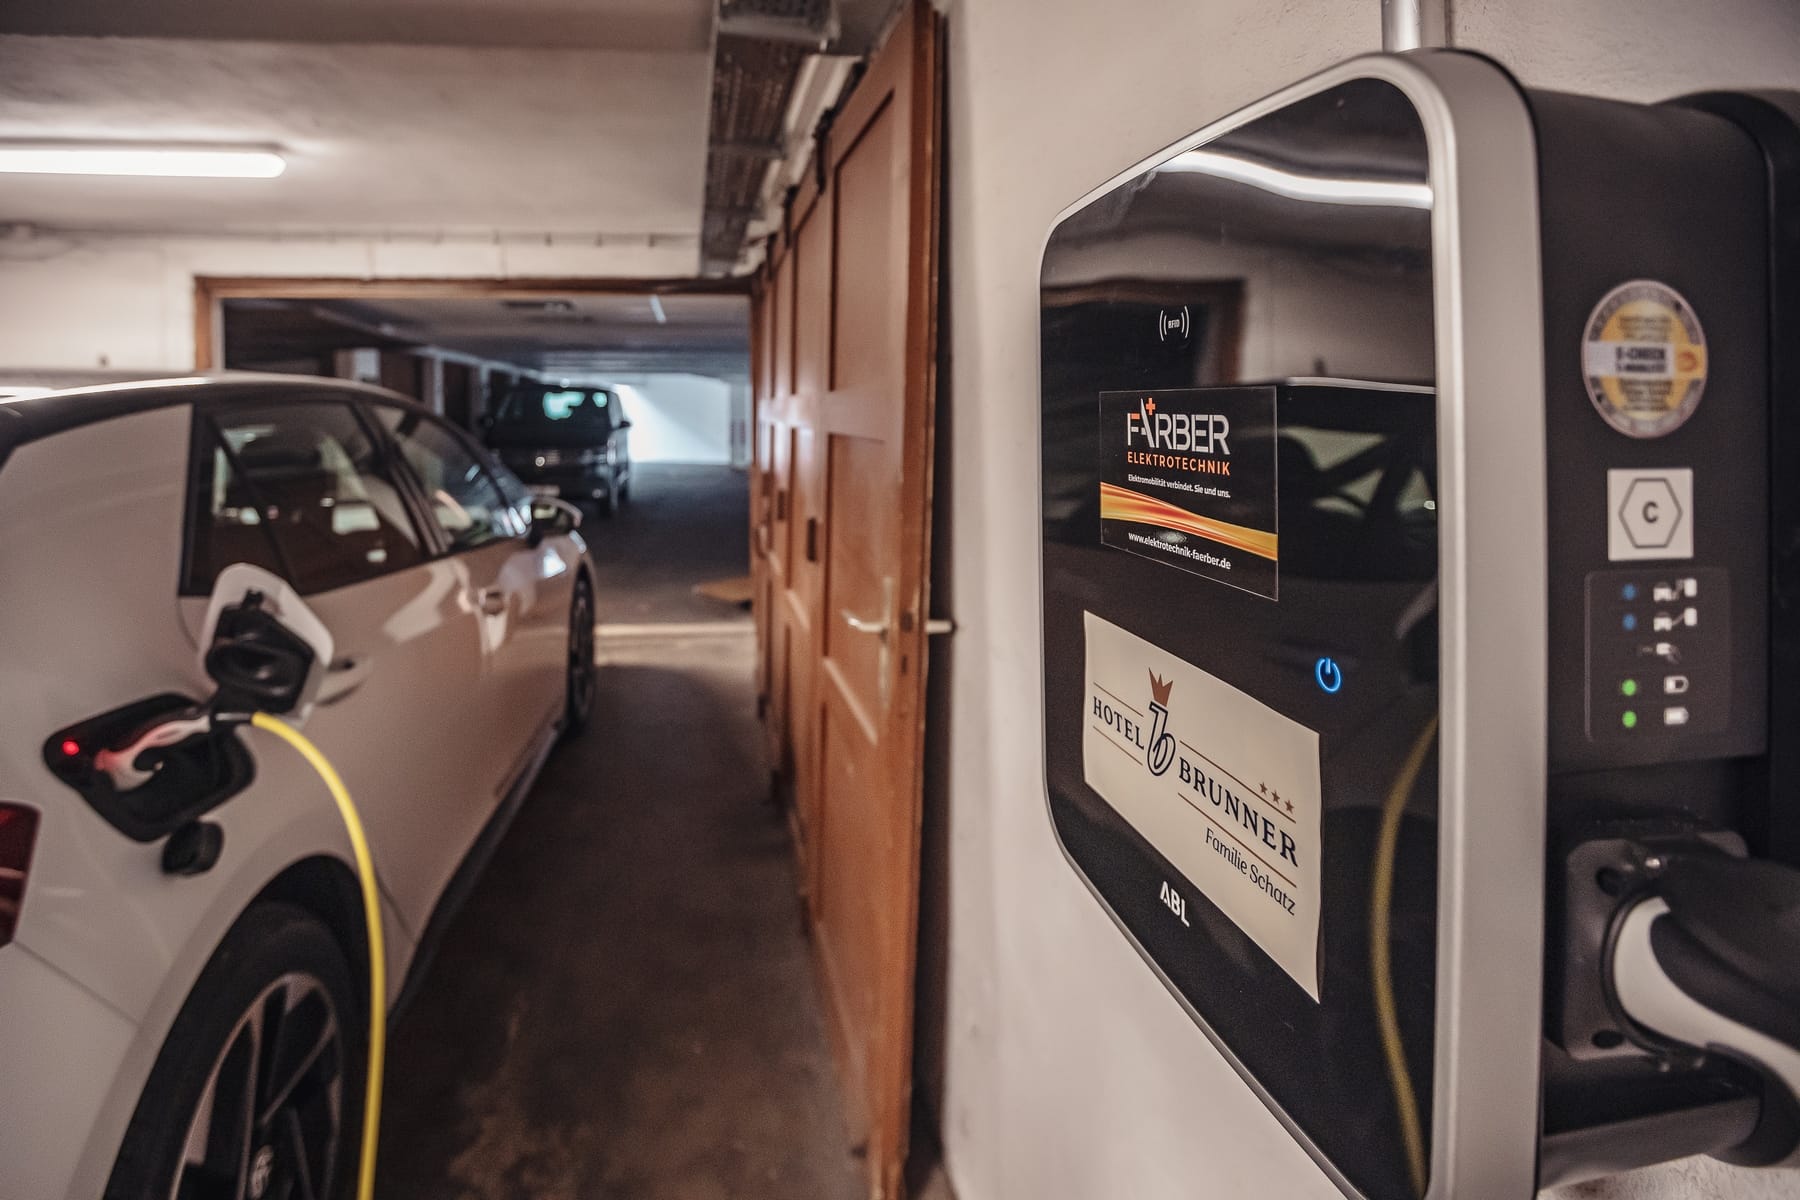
[228,293,751,379]
[0,0,715,52]
[0,0,892,276]
[0,1,716,253]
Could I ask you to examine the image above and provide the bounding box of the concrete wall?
[610,374,736,464]
[933,5,1800,1200]
[0,229,693,372]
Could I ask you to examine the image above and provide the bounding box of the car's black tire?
[104,902,364,1200]
[563,573,597,738]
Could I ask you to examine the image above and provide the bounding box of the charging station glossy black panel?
[1042,78,1438,1200]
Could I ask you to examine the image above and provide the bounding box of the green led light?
[1622,711,1639,729]
[1621,679,1639,697]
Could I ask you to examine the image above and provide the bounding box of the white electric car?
[0,375,597,1200]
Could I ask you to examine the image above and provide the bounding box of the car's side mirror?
[529,496,583,547]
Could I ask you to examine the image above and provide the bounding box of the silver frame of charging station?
[1036,51,1549,1199]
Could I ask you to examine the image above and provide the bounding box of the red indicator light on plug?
[60,739,80,758]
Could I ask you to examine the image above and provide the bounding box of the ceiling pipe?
[716,9,838,48]
[1381,0,1449,51]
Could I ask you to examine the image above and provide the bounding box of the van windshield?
[495,387,616,427]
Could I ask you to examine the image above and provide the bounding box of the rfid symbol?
[1315,657,1344,694]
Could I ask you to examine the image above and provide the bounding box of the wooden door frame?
[865,10,943,1192]
[191,274,749,370]
[753,5,943,1196]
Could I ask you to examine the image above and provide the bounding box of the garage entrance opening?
[208,282,761,631]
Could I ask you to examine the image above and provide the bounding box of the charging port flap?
[43,693,255,842]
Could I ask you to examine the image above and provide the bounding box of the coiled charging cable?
[251,712,386,1200]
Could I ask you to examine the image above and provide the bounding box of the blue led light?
[1623,613,1638,632]
[1621,583,1639,601]
[1315,657,1343,694]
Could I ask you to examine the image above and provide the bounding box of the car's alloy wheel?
[105,903,362,1200]
[170,972,345,1200]
[564,575,596,736]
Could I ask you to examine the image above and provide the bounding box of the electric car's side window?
[372,406,524,551]
[204,402,428,595]
[187,429,289,591]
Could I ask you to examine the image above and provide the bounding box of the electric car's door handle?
[317,656,374,706]
[476,588,508,616]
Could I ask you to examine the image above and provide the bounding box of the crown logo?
[1148,671,1173,707]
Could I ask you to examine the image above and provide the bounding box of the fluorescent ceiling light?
[1161,150,1431,209]
[0,143,285,179]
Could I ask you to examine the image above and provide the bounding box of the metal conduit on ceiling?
[699,0,897,274]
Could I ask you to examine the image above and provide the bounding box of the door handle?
[838,586,951,706]
[476,587,507,616]
[318,655,375,705]
[841,610,889,641]
[840,613,954,638]
[842,577,900,708]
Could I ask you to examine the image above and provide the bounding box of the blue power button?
[1315,657,1344,694]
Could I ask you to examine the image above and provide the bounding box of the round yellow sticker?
[1582,280,1708,438]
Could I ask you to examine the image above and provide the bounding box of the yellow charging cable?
[1370,713,1439,1199]
[251,712,385,1200]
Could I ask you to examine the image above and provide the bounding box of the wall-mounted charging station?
[1038,51,1800,1198]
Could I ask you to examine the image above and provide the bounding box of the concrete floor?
[582,463,754,627]
[377,464,861,1200]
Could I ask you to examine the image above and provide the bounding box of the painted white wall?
[935,7,1800,1200]
[0,229,695,373]
[610,373,734,464]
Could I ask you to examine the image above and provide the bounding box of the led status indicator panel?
[1585,568,1730,745]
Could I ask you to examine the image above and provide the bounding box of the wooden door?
[751,5,942,1196]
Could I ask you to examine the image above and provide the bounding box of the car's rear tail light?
[0,804,40,948]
